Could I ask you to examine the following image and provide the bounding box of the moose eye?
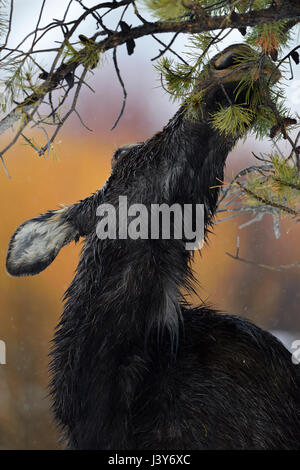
[113,148,128,161]
[111,142,140,168]
[111,146,132,168]
[215,53,239,70]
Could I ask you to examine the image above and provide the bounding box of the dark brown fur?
[6,45,300,449]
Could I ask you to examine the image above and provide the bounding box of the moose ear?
[6,206,79,277]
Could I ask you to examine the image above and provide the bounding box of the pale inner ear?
[6,208,78,277]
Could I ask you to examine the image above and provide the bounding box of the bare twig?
[151,32,180,61]
[111,47,127,131]
[226,251,300,272]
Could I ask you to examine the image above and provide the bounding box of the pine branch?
[0,1,300,137]
[236,181,299,217]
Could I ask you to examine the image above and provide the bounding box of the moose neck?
[56,99,239,378]
[57,95,240,360]
[52,94,239,449]
[151,98,238,228]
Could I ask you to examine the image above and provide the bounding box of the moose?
[6,44,300,449]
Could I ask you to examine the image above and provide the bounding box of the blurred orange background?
[0,63,299,449]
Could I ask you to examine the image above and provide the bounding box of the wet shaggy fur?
[6,45,300,449]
